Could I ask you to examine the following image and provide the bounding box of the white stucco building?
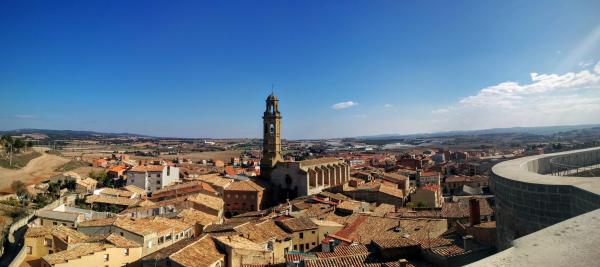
[126,165,179,193]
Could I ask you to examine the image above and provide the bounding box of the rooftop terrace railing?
[546,148,600,176]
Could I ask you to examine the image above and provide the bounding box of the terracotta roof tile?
[169,235,225,267]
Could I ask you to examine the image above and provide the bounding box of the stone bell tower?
[260,92,282,179]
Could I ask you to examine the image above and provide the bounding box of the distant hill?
[354,124,600,140]
[0,129,151,139]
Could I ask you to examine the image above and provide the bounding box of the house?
[149,180,217,201]
[107,165,128,181]
[311,219,344,245]
[328,215,448,245]
[410,184,443,208]
[186,193,225,218]
[75,177,97,195]
[167,235,225,267]
[40,234,142,267]
[444,175,489,195]
[77,216,194,256]
[126,165,180,193]
[176,208,221,236]
[194,174,234,195]
[23,225,89,264]
[92,158,108,168]
[235,219,293,263]
[213,235,273,267]
[343,180,406,207]
[418,171,442,187]
[223,180,265,216]
[276,217,319,252]
[381,173,411,194]
[34,210,84,228]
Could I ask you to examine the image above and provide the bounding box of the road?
[0,147,69,192]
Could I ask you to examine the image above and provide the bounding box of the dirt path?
[0,147,69,193]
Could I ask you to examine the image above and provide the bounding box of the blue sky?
[1,1,600,139]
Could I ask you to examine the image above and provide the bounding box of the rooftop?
[169,235,225,267]
[130,165,165,172]
[214,235,267,251]
[277,217,319,232]
[186,193,224,211]
[25,225,88,244]
[114,217,192,236]
[225,180,265,192]
[300,158,344,167]
[85,195,140,207]
[35,210,81,223]
[177,208,219,226]
[235,219,291,243]
[42,243,113,265]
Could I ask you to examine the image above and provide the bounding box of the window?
[299,232,304,239]
[235,194,238,199]
[311,231,315,234]
[156,180,161,185]
[158,236,164,244]
[300,244,304,252]
[157,174,161,177]
[242,195,246,199]
[312,242,316,245]
[44,238,52,247]
[293,245,297,250]
[123,248,129,256]
[103,254,109,261]
[53,222,57,226]
[148,241,153,248]
[120,232,124,236]
[166,234,172,241]
[26,246,32,254]
[131,179,134,183]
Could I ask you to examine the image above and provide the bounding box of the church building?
[260,93,350,201]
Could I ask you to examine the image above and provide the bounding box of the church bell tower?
[261,92,282,179]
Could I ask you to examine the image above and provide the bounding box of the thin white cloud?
[432,108,450,114]
[432,60,600,129]
[383,104,393,108]
[14,114,37,119]
[331,101,358,110]
[579,61,593,68]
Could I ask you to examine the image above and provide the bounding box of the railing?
[548,149,600,176]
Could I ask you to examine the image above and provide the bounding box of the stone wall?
[492,148,600,250]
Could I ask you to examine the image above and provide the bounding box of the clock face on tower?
[269,123,275,136]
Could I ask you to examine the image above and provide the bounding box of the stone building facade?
[259,93,350,201]
[270,158,350,200]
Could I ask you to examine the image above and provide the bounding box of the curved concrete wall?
[492,147,600,249]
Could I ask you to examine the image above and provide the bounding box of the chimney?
[469,198,481,226]
[462,235,474,250]
[398,259,408,267]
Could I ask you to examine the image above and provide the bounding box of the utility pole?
[8,143,12,167]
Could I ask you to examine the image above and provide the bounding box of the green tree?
[11,180,28,199]
[13,138,25,152]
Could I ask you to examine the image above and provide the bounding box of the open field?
[152,150,243,162]
[60,148,244,163]
[0,151,42,169]
[0,147,69,193]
